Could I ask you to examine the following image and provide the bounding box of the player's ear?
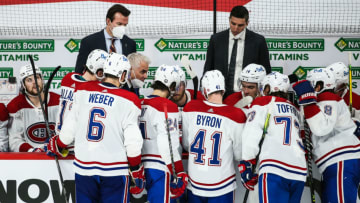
[120,71,127,83]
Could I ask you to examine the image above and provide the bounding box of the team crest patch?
[247,111,256,122]
[324,105,332,115]
[26,122,56,143]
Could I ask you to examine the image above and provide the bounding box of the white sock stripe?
[337,161,344,203]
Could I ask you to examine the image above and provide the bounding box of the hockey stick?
[163,103,180,203]
[300,106,316,203]
[44,65,61,118]
[28,55,69,203]
[243,97,275,203]
[180,55,199,99]
[348,52,353,114]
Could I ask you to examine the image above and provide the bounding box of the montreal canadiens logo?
[26,122,56,143]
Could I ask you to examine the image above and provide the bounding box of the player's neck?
[207,94,223,104]
[177,92,188,106]
[103,78,120,87]
[82,72,92,81]
[27,91,45,108]
[152,89,169,98]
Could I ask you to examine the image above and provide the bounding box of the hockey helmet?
[326,62,349,86]
[307,68,335,93]
[103,53,131,85]
[261,72,290,94]
[201,70,225,98]
[86,49,108,80]
[238,63,266,89]
[19,64,43,87]
[154,64,181,92]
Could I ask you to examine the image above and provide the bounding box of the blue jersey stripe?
[189,178,235,191]
[259,164,307,176]
[317,148,360,167]
[74,162,128,171]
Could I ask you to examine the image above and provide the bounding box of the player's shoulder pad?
[61,72,83,87]
[76,82,141,109]
[251,96,287,108]
[223,92,242,106]
[143,97,178,113]
[186,89,205,100]
[344,90,360,109]
[0,103,9,121]
[184,100,246,123]
[48,92,60,107]
[6,94,32,113]
[317,92,341,102]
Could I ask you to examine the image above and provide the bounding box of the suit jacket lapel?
[221,29,230,77]
[243,29,252,67]
[99,30,108,51]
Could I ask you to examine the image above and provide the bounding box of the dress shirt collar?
[229,28,246,41]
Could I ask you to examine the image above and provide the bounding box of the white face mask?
[112,26,126,39]
[130,69,144,88]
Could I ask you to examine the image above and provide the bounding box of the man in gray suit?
[75,4,136,74]
[203,5,271,99]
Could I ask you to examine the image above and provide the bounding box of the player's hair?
[83,65,95,75]
[151,81,176,93]
[230,6,249,22]
[269,91,288,99]
[128,53,151,69]
[106,4,131,22]
[104,73,119,79]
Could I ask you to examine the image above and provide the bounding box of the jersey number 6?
[87,107,106,142]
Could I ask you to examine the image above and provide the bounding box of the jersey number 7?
[190,130,222,166]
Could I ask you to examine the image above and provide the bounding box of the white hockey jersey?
[242,96,307,182]
[55,72,88,134]
[59,81,143,176]
[7,92,60,152]
[0,103,9,152]
[140,96,182,173]
[182,100,246,197]
[303,92,360,173]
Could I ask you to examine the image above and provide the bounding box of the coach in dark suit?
[75,4,136,73]
[203,6,271,98]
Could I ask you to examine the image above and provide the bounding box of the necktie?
[227,38,238,93]
[109,38,116,53]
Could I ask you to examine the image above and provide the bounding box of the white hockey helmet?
[103,53,131,85]
[238,63,266,88]
[86,49,109,80]
[201,70,225,98]
[20,64,42,81]
[306,68,335,93]
[261,72,290,94]
[174,65,187,86]
[154,64,181,93]
[326,62,349,86]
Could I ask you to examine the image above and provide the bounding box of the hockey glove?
[44,135,69,158]
[170,172,188,199]
[129,164,146,194]
[238,159,258,191]
[354,120,360,140]
[28,147,45,153]
[292,80,317,106]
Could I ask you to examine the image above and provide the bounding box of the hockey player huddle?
[0,49,360,203]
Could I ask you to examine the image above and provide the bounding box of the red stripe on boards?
[0,0,252,12]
